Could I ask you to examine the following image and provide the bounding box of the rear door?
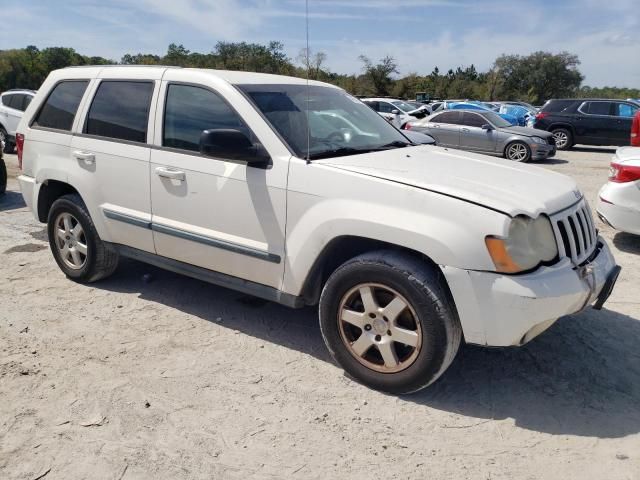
[426,111,461,147]
[611,102,639,145]
[71,73,160,253]
[459,112,497,152]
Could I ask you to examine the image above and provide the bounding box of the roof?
[361,97,404,102]
[1,89,37,95]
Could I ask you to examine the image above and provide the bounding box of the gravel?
[1,148,639,479]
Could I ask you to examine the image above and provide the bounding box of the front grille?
[551,198,597,265]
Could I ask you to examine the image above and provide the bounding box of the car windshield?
[238,84,410,159]
[481,111,512,128]
[391,101,419,112]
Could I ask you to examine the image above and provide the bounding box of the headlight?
[531,136,546,144]
[485,215,558,273]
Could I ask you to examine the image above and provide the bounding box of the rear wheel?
[505,141,531,162]
[0,127,11,154]
[319,250,462,394]
[47,194,119,282]
[551,128,573,150]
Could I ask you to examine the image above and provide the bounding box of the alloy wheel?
[553,131,568,149]
[337,283,422,373]
[54,212,88,270]
[507,143,528,161]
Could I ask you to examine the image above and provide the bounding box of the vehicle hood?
[498,126,553,138]
[317,146,580,217]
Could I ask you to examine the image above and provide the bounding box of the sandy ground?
[1,147,639,480]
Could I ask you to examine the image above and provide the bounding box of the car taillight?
[609,161,640,183]
[631,113,640,147]
[535,112,549,121]
[16,133,25,169]
[403,123,411,130]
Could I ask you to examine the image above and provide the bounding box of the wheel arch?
[502,138,531,159]
[36,179,82,223]
[548,122,576,136]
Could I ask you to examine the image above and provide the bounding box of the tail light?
[535,112,549,121]
[609,161,640,183]
[631,113,640,147]
[16,133,25,169]
[403,123,412,130]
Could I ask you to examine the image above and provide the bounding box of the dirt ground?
[1,147,639,480]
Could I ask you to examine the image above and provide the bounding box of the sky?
[1,0,639,87]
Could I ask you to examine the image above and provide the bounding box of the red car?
[632,110,640,146]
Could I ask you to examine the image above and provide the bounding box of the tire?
[0,126,10,154]
[504,141,531,162]
[319,250,462,394]
[551,128,573,150]
[0,158,6,195]
[47,193,119,283]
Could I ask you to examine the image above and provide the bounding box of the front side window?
[33,80,88,131]
[615,103,638,118]
[238,84,410,159]
[163,84,248,152]
[378,102,396,113]
[85,81,153,143]
[461,112,486,128]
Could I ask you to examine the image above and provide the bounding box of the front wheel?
[319,251,462,394]
[505,141,531,162]
[551,128,573,150]
[47,193,119,283]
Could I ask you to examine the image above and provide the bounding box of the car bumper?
[596,182,640,235]
[17,174,38,220]
[442,238,618,346]
[531,143,556,159]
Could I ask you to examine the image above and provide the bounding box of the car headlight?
[485,215,558,273]
[531,136,546,144]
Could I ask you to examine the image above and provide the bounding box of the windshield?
[482,111,512,128]
[238,84,409,159]
[391,101,419,112]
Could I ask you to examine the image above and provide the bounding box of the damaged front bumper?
[442,237,619,347]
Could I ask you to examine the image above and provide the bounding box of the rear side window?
[33,81,88,131]
[583,101,612,115]
[85,81,153,143]
[615,103,638,118]
[6,94,23,110]
[431,111,460,124]
[163,84,248,152]
[461,112,486,127]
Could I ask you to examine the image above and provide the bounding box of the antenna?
[305,0,311,163]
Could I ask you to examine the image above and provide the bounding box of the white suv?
[17,66,620,393]
[0,89,36,152]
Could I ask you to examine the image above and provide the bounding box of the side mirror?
[391,109,400,115]
[481,124,494,131]
[199,129,270,166]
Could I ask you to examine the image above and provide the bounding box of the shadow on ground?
[97,257,640,439]
[613,232,640,255]
[0,191,26,212]
[530,158,568,165]
[571,146,617,154]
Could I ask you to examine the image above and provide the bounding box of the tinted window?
[33,81,88,131]
[615,103,638,118]
[542,100,576,113]
[85,81,153,143]
[431,111,460,124]
[585,101,612,115]
[163,84,248,152]
[6,94,23,110]
[363,101,378,111]
[378,102,396,113]
[23,95,32,111]
[461,112,486,128]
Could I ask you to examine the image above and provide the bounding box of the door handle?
[73,150,95,164]
[155,167,185,181]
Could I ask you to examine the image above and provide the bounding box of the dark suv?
[533,98,640,150]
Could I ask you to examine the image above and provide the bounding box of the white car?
[597,147,640,235]
[17,66,620,394]
[0,89,36,152]
[361,98,424,128]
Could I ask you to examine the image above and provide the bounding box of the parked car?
[0,138,5,195]
[0,89,37,153]
[497,104,534,127]
[534,98,640,150]
[405,109,555,161]
[597,147,640,235]
[17,66,620,394]
[446,102,518,125]
[405,101,432,115]
[631,110,640,147]
[362,98,426,128]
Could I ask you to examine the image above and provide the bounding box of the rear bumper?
[443,238,618,346]
[17,174,38,220]
[597,182,640,235]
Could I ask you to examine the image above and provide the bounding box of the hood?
[318,146,580,217]
[499,126,553,138]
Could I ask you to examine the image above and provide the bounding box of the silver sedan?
[406,109,556,162]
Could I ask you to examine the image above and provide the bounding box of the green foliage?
[0,44,637,104]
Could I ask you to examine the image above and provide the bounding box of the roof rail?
[63,64,183,69]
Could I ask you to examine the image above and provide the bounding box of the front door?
[427,111,461,147]
[149,80,287,289]
[459,112,497,152]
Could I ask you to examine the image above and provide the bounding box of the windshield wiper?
[307,147,372,160]
[374,140,411,149]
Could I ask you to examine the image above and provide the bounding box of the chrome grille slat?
[551,198,597,265]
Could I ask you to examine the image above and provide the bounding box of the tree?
[297,47,327,80]
[359,55,398,95]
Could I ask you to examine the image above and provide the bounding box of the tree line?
[0,43,638,105]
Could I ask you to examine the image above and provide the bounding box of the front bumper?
[442,237,618,346]
[531,143,556,159]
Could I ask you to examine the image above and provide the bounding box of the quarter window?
[85,81,153,143]
[163,84,248,152]
[33,81,88,131]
